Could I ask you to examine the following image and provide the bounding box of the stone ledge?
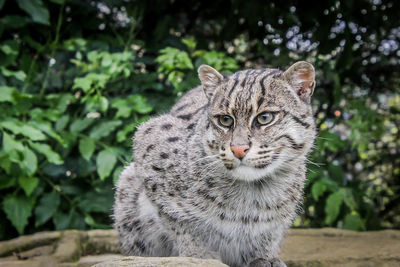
[0,228,399,267]
[93,256,228,267]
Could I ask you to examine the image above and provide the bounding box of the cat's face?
[198,62,316,182]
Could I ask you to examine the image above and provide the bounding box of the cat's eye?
[218,115,234,127]
[256,112,274,125]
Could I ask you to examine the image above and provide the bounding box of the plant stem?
[39,3,65,98]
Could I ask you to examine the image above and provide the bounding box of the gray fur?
[113,61,317,267]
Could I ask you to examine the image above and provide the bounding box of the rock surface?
[0,228,399,266]
[93,256,228,267]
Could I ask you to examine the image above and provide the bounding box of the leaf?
[311,180,327,201]
[130,95,153,114]
[18,176,39,196]
[55,115,69,131]
[339,188,358,211]
[96,150,117,180]
[30,120,66,146]
[22,146,38,175]
[343,213,365,231]
[0,86,17,103]
[2,132,24,152]
[0,0,5,10]
[0,15,29,29]
[324,192,343,225]
[73,76,92,92]
[34,191,60,227]
[29,142,63,165]
[113,166,123,184]
[89,120,122,139]
[78,188,113,213]
[79,137,95,161]
[53,210,72,230]
[327,163,345,185]
[3,194,36,234]
[0,119,47,141]
[16,0,50,25]
[116,122,137,142]
[70,118,95,132]
[0,175,16,190]
[54,209,86,230]
[20,124,47,140]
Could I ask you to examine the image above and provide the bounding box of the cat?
[113,61,317,267]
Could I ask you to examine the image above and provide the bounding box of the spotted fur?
[114,61,317,267]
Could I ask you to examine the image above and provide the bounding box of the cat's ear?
[283,61,316,102]
[198,65,224,99]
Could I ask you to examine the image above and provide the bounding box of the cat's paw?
[248,258,287,267]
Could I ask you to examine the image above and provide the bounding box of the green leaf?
[343,213,365,231]
[29,142,63,165]
[2,132,24,152]
[1,68,26,81]
[113,166,123,184]
[130,95,153,114]
[182,37,197,50]
[16,0,50,25]
[111,98,131,118]
[78,188,113,213]
[79,137,95,161]
[18,176,39,196]
[55,115,69,131]
[339,188,358,211]
[89,120,122,139]
[70,118,95,132]
[311,180,327,201]
[53,210,72,230]
[73,76,92,92]
[30,121,66,146]
[324,192,343,225]
[3,194,36,234]
[34,191,60,227]
[0,15,29,29]
[0,175,16,190]
[327,163,345,185]
[0,86,17,103]
[22,146,38,175]
[96,150,117,180]
[116,123,136,142]
[0,119,47,141]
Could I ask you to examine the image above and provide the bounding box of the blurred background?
[0,0,399,241]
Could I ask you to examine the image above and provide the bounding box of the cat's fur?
[113,61,317,267]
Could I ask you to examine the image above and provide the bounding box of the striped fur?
[114,62,317,267]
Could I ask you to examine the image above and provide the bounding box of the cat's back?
[134,86,208,166]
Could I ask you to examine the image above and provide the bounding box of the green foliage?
[0,0,399,240]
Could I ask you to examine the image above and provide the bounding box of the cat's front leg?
[176,232,221,260]
[248,257,287,267]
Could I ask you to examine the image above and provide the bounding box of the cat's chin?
[228,164,273,182]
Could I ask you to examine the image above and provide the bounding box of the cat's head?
[198,62,316,182]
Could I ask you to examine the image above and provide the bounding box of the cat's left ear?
[283,61,316,102]
[198,65,224,100]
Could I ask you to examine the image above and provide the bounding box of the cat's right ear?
[283,61,316,102]
[198,65,223,100]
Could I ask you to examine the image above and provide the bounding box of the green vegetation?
[0,0,399,240]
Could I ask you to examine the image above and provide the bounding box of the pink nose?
[230,145,250,159]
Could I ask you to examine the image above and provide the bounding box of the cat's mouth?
[228,163,273,182]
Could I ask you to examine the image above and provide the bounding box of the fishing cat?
[114,61,317,267]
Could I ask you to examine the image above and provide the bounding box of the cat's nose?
[230,145,250,159]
